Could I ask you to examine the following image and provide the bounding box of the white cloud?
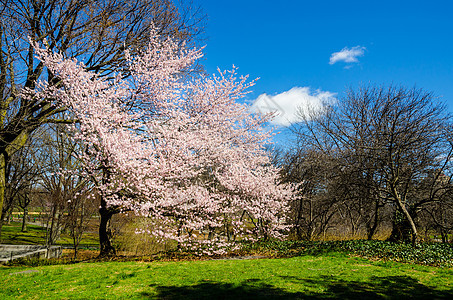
[252,87,336,126]
[329,46,366,65]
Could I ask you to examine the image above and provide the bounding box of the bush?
[241,240,453,267]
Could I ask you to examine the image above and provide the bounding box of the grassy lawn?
[1,253,452,299]
[0,222,98,249]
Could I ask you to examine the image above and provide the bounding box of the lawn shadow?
[142,281,303,299]
[143,275,453,299]
[299,275,453,299]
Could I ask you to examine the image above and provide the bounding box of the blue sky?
[196,0,453,132]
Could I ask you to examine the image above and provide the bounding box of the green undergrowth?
[5,239,453,269]
[241,240,453,267]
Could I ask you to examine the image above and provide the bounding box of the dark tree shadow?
[142,281,304,299]
[300,275,453,299]
[140,275,453,299]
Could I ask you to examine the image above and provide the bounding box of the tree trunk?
[6,207,12,224]
[0,218,3,243]
[397,204,418,246]
[389,212,413,243]
[388,207,418,245]
[47,204,61,246]
[73,230,79,260]
[366,200,380,240]
[0,153,6,240]
[21,207,27,232]
[440,228,448,243]
[389,185,418,245]
[99,205,116,257]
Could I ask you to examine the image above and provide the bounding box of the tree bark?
[0,219,3,243]
[99,204,116,257]
[0,153,6,240]
[47,204,61,246]
[388,183,418,245]
[388,207,418,245]
[21,207,27,232]
[366,200,380,240]
[389,212,412,242]
[396,201,418,246]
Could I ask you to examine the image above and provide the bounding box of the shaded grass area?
[1,254,452,299]
[1,222,47,245]
[0,222,98,248]
[152,275,451,300]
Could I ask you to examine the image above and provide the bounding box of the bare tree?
[418,171,453,243]
[35,123,93,249]
[0,131,46,237]
[0,0,205,238]
[66,187,97,259]
[279,148,342,240]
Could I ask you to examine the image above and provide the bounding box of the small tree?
[36,123,95,251]
[66,187,97,259]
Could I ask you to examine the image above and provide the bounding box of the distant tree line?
[277,86,453,245]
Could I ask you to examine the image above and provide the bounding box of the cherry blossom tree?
[30,29,291,256]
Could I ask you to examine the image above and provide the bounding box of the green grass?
[0,222,98,248]
[1,253,452,299]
